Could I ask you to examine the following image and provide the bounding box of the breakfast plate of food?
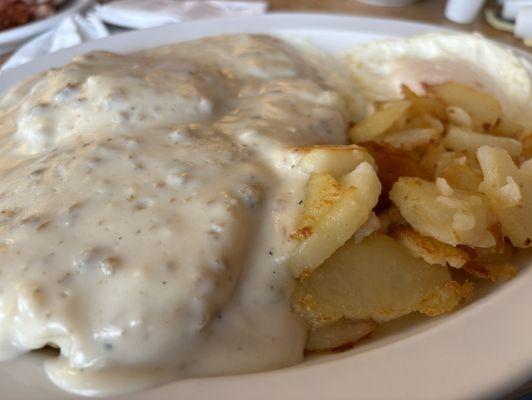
[0,0,93,55]
[0,13,531,400]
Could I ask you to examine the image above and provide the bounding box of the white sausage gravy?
[0,34,354,395]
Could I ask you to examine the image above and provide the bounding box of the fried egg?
[344,33,532,126]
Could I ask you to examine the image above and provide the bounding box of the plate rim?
[1,13,531,400]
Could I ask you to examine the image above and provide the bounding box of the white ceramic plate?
[1,13,531,400]
[0,0,93,55]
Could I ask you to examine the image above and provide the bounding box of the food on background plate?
[0,30,530,396]
[0,0,66,31]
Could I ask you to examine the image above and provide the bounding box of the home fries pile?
[289,34,532,351]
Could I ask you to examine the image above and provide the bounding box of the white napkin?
[2,0,268,71]
[93,0,268,29]
[445,0,487,24]
[2,13,109,71]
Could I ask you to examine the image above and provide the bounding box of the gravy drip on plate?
[0,35,351,395]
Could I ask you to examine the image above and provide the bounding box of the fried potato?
[435,176,454,196]
[522,134,532,160]
[305,319,377,352]
[391,112,444,135]
[391,225,470,268]
[424,114,445,134]
[402,85,446,120]
[464,261,517,282]
[289,162,381,278]
[420,144,448,177]
[362,142,432,211]
[389,177,496,247]
[443,126,522,157]
[352,212,381,244]
[292,173,342,241]
[469,238,516,260]
[446,106,473,128]
[291,234,468,326]
[435,151,483,192]
[287,77,529,352]
[293,144,375,178]
[490,117,523,139]
[377,205,405,234]
[348,100,410,143]
[417,280,473,317]
[428,82,501,130]
[420,146,482,191]
[477,145,532,247]
[382,128,439,151]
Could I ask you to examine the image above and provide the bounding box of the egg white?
[344,33,532,127]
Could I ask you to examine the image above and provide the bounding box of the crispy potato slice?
[382,128,440,151]
[389,177,496,247]
[402,85,447,120]
[469,239,516,261]
[420,143,448,177]
[435,177,454,196]
[446,106,473,128]
[428,82,501,130]
[477,145,532,247]
[352,212,380,244]
[464,261,517,282]
[292,173,342,241]
[522,134,532,160]
[305,319,377,352]
[391,225,470,268]
[417,280,473,317]
[293,144,375,178]
[291,234,468,326]
[420,146,482,192]
[289,162,381,278]
[362,142,432,211]
[377,205,405,234]
[435,151,483,192]
[423,115,445,134]
[348,100,410,143]
[391,113,444,136]
[443,126,522,157]
[490,117,523,139]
